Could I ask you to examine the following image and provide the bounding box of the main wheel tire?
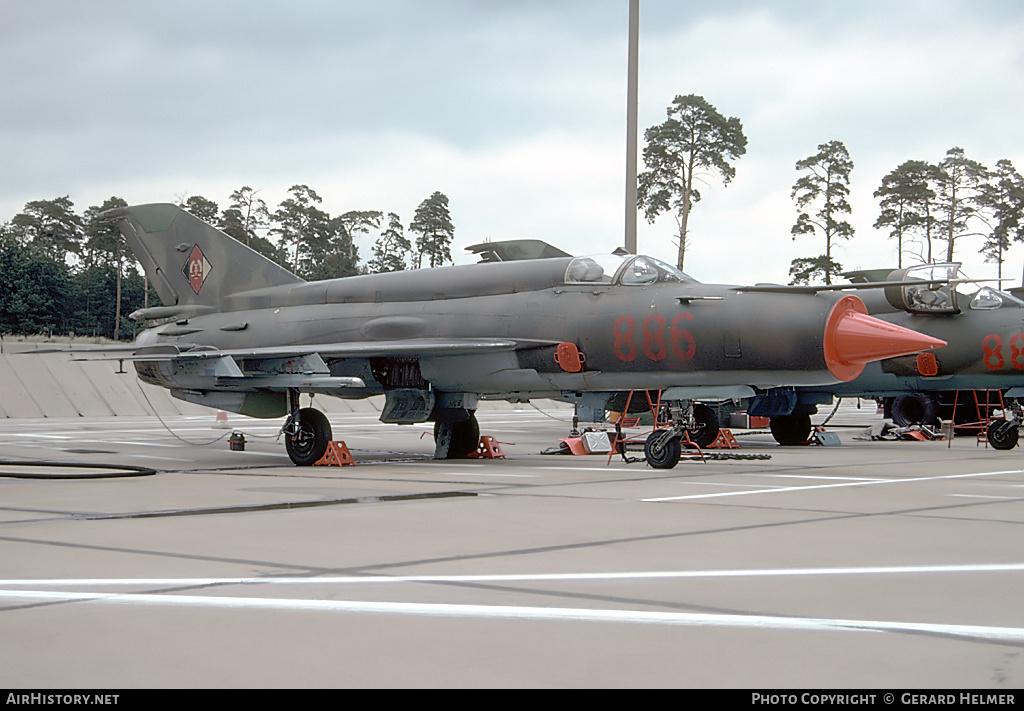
[988,420,1020,450]
[770,413,812,446]
[644,430,681,469]
[687,403,720,448]
[891,393,939,427]
[285,407,332,466]
[433,414,480,459]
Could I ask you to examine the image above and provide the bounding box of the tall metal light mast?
[624,0,639,254]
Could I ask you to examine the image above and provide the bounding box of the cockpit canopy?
[564,254,695,286]
[969,285,1024,310]
[884,263,1023,314]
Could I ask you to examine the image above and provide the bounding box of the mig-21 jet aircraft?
[71,204,944,467]
[750,263,1024,449]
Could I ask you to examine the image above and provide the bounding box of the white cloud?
[2,0,1023,286]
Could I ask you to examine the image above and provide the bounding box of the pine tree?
[410,192,454,269]
[637,95,747,270]
[789,140,854,285]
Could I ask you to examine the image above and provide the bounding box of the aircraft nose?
[824,295,946,382]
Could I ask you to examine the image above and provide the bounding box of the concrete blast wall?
[0,348,382,419]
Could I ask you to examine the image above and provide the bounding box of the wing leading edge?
[63,337,533,363]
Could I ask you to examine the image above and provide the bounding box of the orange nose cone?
[824,295,946,382]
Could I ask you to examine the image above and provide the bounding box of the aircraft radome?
[64,204,944,468]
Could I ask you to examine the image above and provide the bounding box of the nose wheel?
[988,420,1020,450]
[644,429,682,469]
[640,401,717,469]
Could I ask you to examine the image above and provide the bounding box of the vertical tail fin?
[108,203,303,308]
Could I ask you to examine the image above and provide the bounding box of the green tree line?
[0,187,454,340]
[638,95,1024,285]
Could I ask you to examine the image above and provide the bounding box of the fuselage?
[135,254,893,401]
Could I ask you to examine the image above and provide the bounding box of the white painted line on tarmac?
[536,466,646,473]
[756,474,884,482]
[671,481,792,489]
[436,473,538,478]
[104,441,183,448]
[3,434,72,440]
[125,455,195,463]
[642,469,1024,502]
[947,494,1021,500]
[1,588,1022,642]
[3,562,1021,587]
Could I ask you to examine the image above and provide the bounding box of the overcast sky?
[2,0,1023,285]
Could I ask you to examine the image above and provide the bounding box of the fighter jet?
[80,203,944,467]
[747,263,1024,449]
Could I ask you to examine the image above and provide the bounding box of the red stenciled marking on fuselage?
[983,334,1005,371]
[614,311,696,363]
[671,311,695,361]
[1011,334,1024,370]
[982,333,1024,371]
[642,314,667,361]
[613,315,637,362]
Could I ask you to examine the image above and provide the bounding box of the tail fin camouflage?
[107,203,303,311]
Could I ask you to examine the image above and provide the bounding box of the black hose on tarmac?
[0,460,157,479]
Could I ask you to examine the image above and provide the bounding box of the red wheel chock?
[315,441,355,466]
[706,429,740,449]
[467,436,507,459]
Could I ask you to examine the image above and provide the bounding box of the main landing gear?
[433,414,480,459]
[280,388,483,465]
[282,390,332,466]
[769,413,813,446]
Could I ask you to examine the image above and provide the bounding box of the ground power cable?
[0,461,155,479]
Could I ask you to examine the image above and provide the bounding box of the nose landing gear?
[641,401,720,469]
